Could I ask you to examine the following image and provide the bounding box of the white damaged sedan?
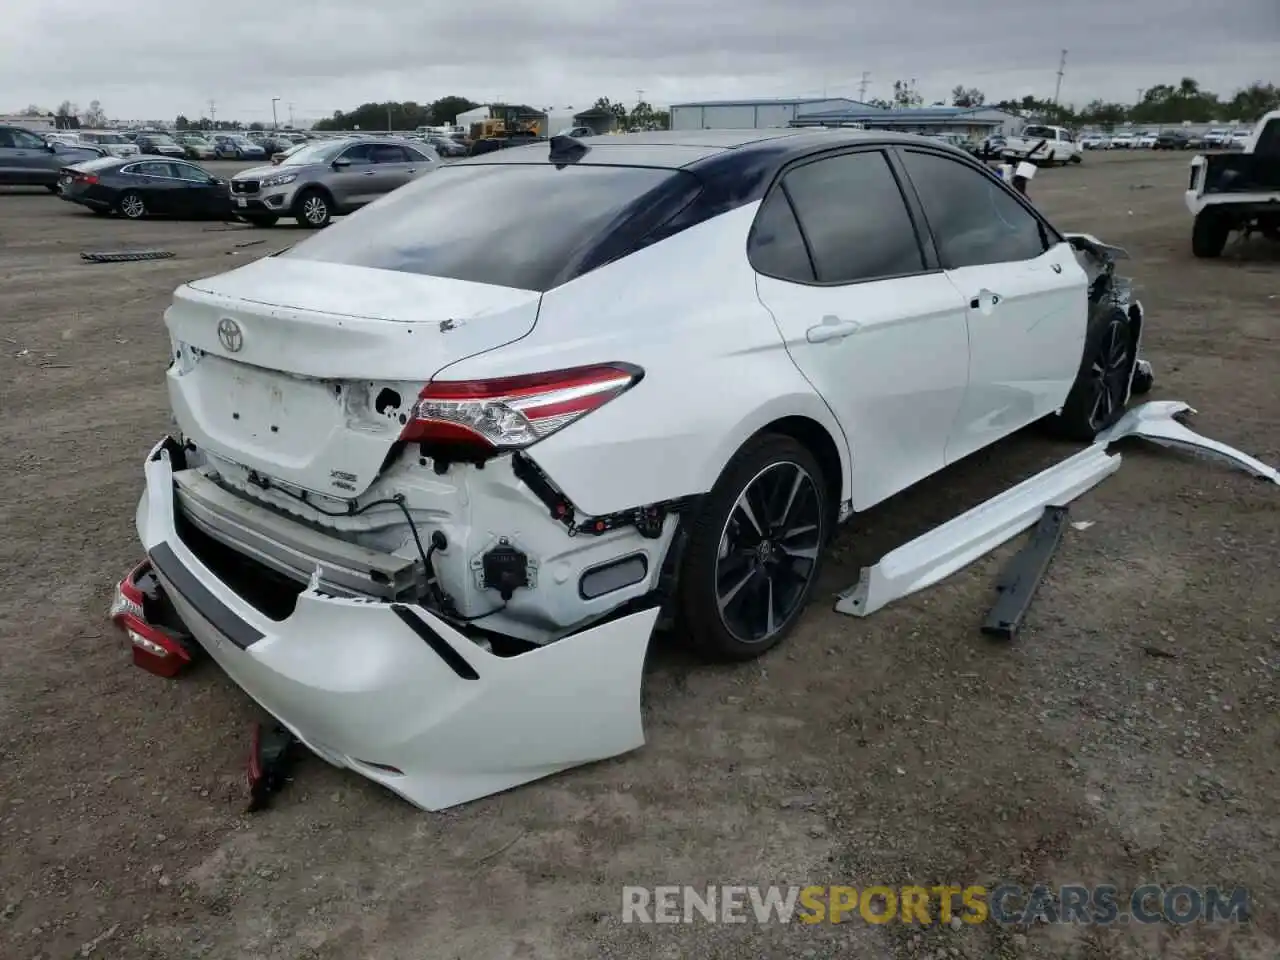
[112,130,1147,810]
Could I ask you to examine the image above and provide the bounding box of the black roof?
[452,127,957,171]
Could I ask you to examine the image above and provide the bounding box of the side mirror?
[332,157,351,168]
[47,142,59,153]
[209,177,223,185]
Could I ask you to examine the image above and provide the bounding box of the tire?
[1191,210,1230,259]
[674,434,831,662]
[118,191,147,220]
[1069,153,1082,164]
[46,184,59,194]
[294,189,332,228]
[1050,306,1135,441]
[242,214,279,228]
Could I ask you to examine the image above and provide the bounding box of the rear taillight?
[109,561,192,678]
[401,362,642,452]
[77,173,99,185]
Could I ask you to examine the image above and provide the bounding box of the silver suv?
[228,137,437,228]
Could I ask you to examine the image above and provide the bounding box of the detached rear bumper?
[132,437,658,811]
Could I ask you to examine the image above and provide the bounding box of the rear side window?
[900,150,1050,268]
[782,151,925,284]
[748,190,815,282]
[370,144,409,163]
[283,163,697,292]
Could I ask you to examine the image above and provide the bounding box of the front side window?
[781,150,925,284]
[900,150,1050,269]
[11,129,47,149]
[337,143,375,165]
[171,162,208,181]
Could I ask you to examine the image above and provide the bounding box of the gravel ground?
[1,151,1277,960]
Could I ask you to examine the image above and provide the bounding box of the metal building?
[790,105,1026,139]
[668,98,884,131]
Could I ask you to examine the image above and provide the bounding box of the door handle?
[968,290,1002,310]
[805,316,860,343]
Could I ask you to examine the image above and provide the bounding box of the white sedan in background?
[111,130,1149,811]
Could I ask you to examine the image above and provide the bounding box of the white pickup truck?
[1185,109,1280,257]
[1001,124,1083,166]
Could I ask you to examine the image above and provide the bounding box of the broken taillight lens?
[109,563,192,678]
[401,362,642,451]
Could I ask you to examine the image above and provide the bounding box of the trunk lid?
[166,257,541,497]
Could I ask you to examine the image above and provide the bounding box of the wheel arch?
[293,181,336,212]
[749,415,845,522]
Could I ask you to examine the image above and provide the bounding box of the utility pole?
[208,100,216,126]
[858,71,870,101]
[1052,49,1068,106]
[271,97,280,130]
[288,102,295,127]
[636,88,644,105]
[386,102,393,132]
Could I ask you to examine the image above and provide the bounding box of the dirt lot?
[1,151,1277,960]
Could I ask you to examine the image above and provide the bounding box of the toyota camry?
[111,130,1147,810]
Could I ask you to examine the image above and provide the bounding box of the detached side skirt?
[835,444,1121,617]
[836,400,1279,620]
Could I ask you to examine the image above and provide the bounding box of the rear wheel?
[1191,209,1231,258]
[675,434,829,662]
[118,191,147,220]
[1050,306,1135,441]
[294,189,332,228]
[46,184,59,194]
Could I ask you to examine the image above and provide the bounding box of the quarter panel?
[432,204,852,517]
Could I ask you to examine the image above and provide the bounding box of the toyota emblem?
[217,318,244,353]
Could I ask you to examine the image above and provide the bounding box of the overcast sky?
[2,0,1277,124]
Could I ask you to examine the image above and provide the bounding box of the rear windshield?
[71,156,124,172]
[283,162,697,292]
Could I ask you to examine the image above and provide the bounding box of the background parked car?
[176,135,217,160]
[79,131,140,158]
[1154,130,1192,150]
[228,136,437,228]
[213,135,267,160]
[0,125,104,190]
[1135,132,1158,148]
[58,156,231,220]
[1109,131,1136,149]
[425,134,467,157]
[1202,128,1232,148]
[1230,128,1254,150]
[135,134,187,158]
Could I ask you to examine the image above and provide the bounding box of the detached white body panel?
[835,444,1121,616]
[137,443,655,812]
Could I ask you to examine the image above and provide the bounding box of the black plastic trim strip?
[148,542,265,650]
[390,604,481,680]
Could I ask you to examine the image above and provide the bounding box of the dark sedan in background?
[58,156,232,219]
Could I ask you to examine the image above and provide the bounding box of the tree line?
[19,77,1276,134]
[925,78,1278,127]
[309,95,670,131]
